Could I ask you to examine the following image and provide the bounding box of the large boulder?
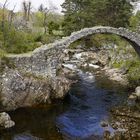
[0,68,72,111]
[0,112,15,129]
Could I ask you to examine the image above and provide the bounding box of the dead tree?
[1,0,9,47]
[23,1,28,21]
[1,0,8,32]
[43,7,49,34]
[23,1,32,22]
[8,4,16,29]
[27,1,31,21]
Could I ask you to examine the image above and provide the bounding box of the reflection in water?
[56,71,128,140]
[0,70,129,140]
[0,104,65,140]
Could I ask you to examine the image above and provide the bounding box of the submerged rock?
[100,121,108,127]
[128,94,137,106]
[0,112,15,129]
[103,130,111,139]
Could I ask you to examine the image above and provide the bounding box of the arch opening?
[60,27,140,57]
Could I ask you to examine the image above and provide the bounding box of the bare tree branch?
[8,4,16,29]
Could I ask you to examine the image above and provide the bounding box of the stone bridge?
[8,26,140,77]
[1,26,140,110]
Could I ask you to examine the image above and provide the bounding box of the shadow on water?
[0,70,130,140]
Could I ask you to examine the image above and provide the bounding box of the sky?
[0,0,140,13]
[0,0,65,13]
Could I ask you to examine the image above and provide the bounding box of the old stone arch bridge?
[8,26,140,77]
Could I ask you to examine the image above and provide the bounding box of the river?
[0,69,130,140]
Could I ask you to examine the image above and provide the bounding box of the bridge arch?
[33,26,140,57]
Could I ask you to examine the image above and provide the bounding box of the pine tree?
[62,0,133,35]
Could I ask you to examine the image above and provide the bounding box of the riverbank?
[102,87,140,140]
[0,67,132,139]
[0,65,140,139]
[61,48,140,139]
[62,48,130,86]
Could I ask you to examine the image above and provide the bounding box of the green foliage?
[129,11,140,33]
[48,21,60,35]
[0,24,40,53]
[69,34,129,50]
[0,49,6,58]
[34,12,63,28]
[69,39,84,49]
[40,34,61,44]
[127,59,140,87]
[34,12,44,27]
[62,0,133,35]
[0,6,63,54]
[89,34,123,48]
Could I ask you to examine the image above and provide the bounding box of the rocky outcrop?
[62,48,129,85]
[0,112,15,129]
[0,68,72,111]
[102,67,129,85]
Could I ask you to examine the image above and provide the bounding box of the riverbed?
[0,70,130,140]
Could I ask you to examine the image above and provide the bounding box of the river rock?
[102,67,128,85]
[129,86,140,101]
[62,64,77,71]
[135,86,140,99]
[0,112,15,129]
[128,94,137,106]
[135,86,140,93]
[103,130,111,139]
[89,64,100,69]
[100,121,108,127]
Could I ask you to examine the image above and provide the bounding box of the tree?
[62,0,133,36]
[37,3,59,34]
[0,0,9,47]
[129,10,140,33]
[48,21,59,34]
[8,4,16,29]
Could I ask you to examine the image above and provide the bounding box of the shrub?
[40,34,61,44]
[127,59,140,87]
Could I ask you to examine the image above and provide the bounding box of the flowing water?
[0,70,129,140]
